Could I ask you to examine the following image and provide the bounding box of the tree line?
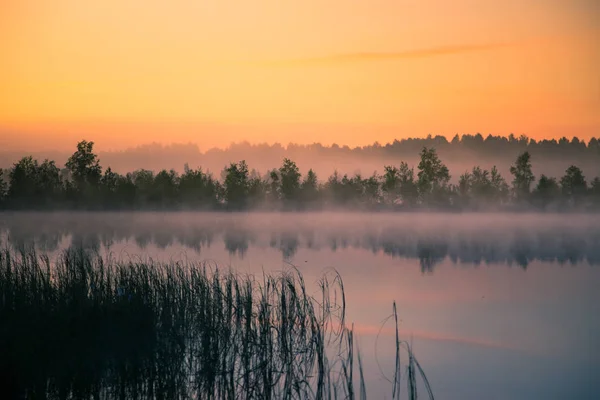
[368,133,600,154]
[0,140,598,211]
[181,133,600,159]
[3,133,599,180]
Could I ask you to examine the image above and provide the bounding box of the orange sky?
[1,0,599,151]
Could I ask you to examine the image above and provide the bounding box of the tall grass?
[0,248,433,399]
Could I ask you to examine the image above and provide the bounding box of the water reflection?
[1,212,598,270]
[1,212,598,399]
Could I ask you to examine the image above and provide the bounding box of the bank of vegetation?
[0,140,598,211]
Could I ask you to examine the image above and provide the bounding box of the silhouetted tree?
[398,162,418,207]
[66,141,101,184]
[361,173,381,206]
[100,167,136,209]
[115,173,137,208]
[37,160,63,207]
[8,157,62,208]
[455,165,509,209]
[341,174,363,206]
[245,170,269,208]
[266,168,280,204]
[533,175,560,209]
[223,161,250,209]
[588,138,600,153]
[510,151,535,203]
[337,173,381,208]
[8,157,39,207]
[100,167,119,195]
[153,169,179,208]
[323,170,344,205]
[131,169,154,207]
[560,165,587,206]
[458,171,472,207]
[300,169,319,207]
[490,166,510,204]
[65,140,102,205]
[0,168,7,205]
[278,158,301,204]
[590,177,600,208]
[382,162,418,207]
[470,167,493,202]
[382,165,401,205]
[179,165,218,209]
[417,147,450,206]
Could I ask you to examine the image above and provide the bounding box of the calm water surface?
[1,212,599,399]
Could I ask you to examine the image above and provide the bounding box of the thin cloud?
[252,42,513,66]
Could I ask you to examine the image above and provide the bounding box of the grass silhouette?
[0,248,433,399]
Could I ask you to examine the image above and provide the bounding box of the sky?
[1,0,599,151]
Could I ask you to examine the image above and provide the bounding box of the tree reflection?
[223,230,250,258]
[2,213,599,271]
[274,232,299,260]
[417,239,448,273]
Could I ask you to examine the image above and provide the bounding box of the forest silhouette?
[2,133,598,179]
[1,137,598,211]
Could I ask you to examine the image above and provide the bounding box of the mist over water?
[1,211,599,399]
[2,212,599,269]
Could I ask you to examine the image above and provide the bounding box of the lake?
[1,212,599,399]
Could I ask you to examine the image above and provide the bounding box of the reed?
[0,248,433,399]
